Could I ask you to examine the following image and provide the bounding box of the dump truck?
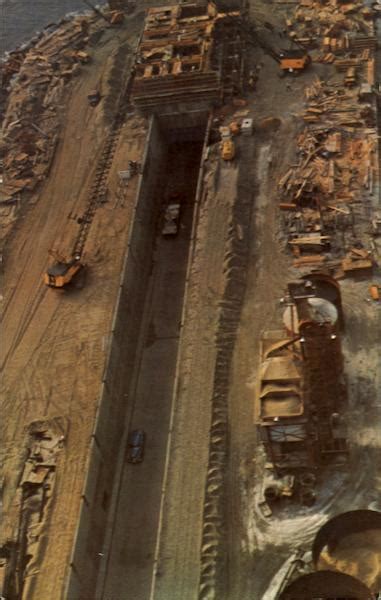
[162,202,181,236]
[221,138,235,161]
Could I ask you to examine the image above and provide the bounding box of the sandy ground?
[221,41,381,600]
[0,16,147,598]
[2,2,380,599]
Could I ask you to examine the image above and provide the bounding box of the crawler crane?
[44,112,125,288]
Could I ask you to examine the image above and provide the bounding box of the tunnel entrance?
[155,113,207,222]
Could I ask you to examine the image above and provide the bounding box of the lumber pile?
[276,0,379,275]
[341,248,373,273]
[283,0,377,57]
[278,71,378,271]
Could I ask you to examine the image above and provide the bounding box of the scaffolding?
[131,1,244,112]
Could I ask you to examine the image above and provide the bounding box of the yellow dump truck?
[221,138,235,161]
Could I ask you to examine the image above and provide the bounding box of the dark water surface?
[1,0,105,54]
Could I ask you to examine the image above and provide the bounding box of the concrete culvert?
[207,471,223,483]
[201,543,219,556]
[205,515,223,525]
[204,499,219,510]
[210,427,226,438]
[212,391,228,401]
[211,406,227,417]
[210,435,225,446]
[312,509,381,592]
[206,481,221,494]
[203,523,219,536]
[204,505,222,519]
[207,467,221,477]
[279,571,372,599]
[199,577,215,589]
[209,451,225,462]
[199,584,215,599]
[209,458,224,469]
[200,563,217,577]
[210,418,226,429]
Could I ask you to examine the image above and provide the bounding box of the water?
[0,0,105,55]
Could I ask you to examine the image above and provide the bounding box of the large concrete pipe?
[279,570,373,599]
[301,272,344,328]
[312,510,381,593]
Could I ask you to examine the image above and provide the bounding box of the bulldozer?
[44,251,84,288]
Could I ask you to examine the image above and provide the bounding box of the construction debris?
[0,12,108,242]
[277,64,378,274]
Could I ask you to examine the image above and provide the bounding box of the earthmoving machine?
[274,48,311,76]
[221,138,236,160]
[44,208,92,289]
[229,16,311,76]
[44,99,126,288]
[250,32,310,76]
[44,250,83,288]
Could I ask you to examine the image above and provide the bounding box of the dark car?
[126,429,145,463]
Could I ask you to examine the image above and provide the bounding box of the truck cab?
[162,195,181,236]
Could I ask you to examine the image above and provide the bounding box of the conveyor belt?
[72,113,125,258]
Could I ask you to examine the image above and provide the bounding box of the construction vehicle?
[252,36,311,76]
[87,90,101,106]
[232,17,311,76]
[162,200,181,236]
[44,54,127,289]
[221,138,235,160]
[43,252,83,288]
[276,49,311,76]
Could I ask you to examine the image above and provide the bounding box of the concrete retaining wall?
[64,115,167,600]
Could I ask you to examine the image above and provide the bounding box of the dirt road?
[0,19,146,598]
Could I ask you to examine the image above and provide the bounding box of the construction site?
[0,0,380,598]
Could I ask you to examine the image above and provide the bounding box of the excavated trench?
[67,112,210,599]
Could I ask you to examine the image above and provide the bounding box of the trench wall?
[64,115,166,600]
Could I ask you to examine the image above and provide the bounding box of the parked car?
[87,89,101,107]
[126,429,145,463]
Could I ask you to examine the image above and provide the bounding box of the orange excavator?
[43,250,83,288]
